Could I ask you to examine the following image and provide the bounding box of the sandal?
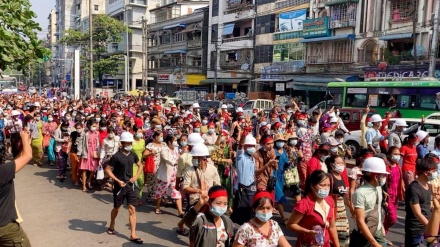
[177,213,184,218]
[129,237,143,244]
[176,228,189,236]
[155,209,162,214]
[107,228,115,235]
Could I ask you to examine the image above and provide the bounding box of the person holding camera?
[0,130,33,246]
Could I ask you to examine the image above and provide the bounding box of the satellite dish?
[241,63,249,70]
[411,45,426,57]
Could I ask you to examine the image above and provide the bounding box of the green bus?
[326,77,440,118]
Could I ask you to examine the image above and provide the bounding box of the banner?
[278,9,307,32]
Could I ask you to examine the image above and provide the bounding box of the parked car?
[307,100,333,115]
[198,101,237,120]
[344,118,439,157]
[337,108,377,131]
[161,97,182,106]
[242,99,274,116]
[426,112,440,120]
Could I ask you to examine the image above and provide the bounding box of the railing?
[307,56,353,64]
[273,30,302,41]
[329,20,356,29]
[275,0,309,10]
[224,4,254,15]
[187,39,202,48]
[222,35,252,43]
[186,66,203,74]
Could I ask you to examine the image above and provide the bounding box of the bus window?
[347,94,367,107]
[397,95,417,108]
[422,124,440,136]
[418,89,440,109]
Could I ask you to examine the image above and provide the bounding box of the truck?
[171,91,198,106]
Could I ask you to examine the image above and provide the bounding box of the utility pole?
[179,52,183,90]
[250,3,257,93]
[89,0,94,96]
[412,0,418,75]
[214,42,218,100]
[125,1,130,92]
[429,0,440,77]
[142,16,148,92]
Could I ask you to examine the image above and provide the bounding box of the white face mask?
[332,164,345,173]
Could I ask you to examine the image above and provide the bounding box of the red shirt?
[99,130,107,145]
[135,117,143,128]
[307,156,324,177]
[401,144,417,172]
[294,194,335,247]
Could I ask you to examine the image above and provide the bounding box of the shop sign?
[157,74,170,84]
[278,9,307,32]
[364,65,440,80]
[276,83,285,91]
[302,17,331,38]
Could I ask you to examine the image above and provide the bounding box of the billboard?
[278,9,307,32]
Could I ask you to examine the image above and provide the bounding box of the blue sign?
[66,74,71,81]
[302,17,331,38]
[279,9,307,32]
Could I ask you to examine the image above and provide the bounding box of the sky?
[29,0,55,39]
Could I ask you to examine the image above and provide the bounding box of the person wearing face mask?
[273,134,290,224]
[183,185,234,247]
[325,155,350,246]
[28,112,44,167]
[287,170,339,247]
[253,134,278,193]
[6,110,23,158]
[404,156,438,247]
[192,121,201,134]
[231,116,258,225]
[131,126,146,204]
[401,133,419,188]
[192,103,201,123]
[234,191,291,247]
[307,143,331,177]
[388,118,423,149]
[143,131,165,202]
[382,146,404,245]
[42,112,58,166]
[98,119,108,145]
[327,137,340,157]
[98,126,119,189]
[78,119,101,192]
[230,113,244,140]
[416,130,430,160]
[334,131,352,160]
[202,122,217,147]
[365,114,386,155]
[64,113,75,128]
[104,131,144,244]
[296,112,314,191]
[54,121,72,182]
[155,135,184,216]
[285,134,303,202]
[200,118,209,134]
[349,157,389,247]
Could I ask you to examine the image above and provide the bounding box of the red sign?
[157,74,170,84]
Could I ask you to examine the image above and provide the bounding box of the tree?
[60,14,129,82]
[0,0,51,74]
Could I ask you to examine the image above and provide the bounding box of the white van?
[242,99,274,116]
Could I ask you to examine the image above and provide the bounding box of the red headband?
[209,190,228,199]
[261,137,274,144]
[363,153,374,158]
[252,191,274,205]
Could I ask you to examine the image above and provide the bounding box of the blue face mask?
[255,211,273,222]
[210,205,227,217]
[275,141,285,148]
[181,141,187,146]
[320,155,329,162]
[246,147,256,156]
[316,189,329,199]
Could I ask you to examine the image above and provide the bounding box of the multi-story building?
[105,0,148,91]
[45,9,58,84]
[207,0,256,93]
[147,3,209,94]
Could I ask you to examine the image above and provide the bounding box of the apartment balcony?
[307,55,353,64]
[323,0,358,6]
[187,38,202,48]
[219,48,252,70]
[273,30,302,41]
[275,0,309,10]
[224,3,254,15]
[222,20,253,48]
[222,35,253,48]
[329,19,356,29]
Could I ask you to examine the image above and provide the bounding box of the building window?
[255,45,273,63]
[390,0,414,21]
[160,59,171,68]
[362,40,378,63]
[76,3,81,10]
[211,24,218,43]
[212,0,219,17]
[329,3,357,28]
[94,5,99,11]
[172,5,181,19]
[173,33,185,43]
[112,43,118,51]
[156,10,167,23]
[256,14,275,35]
[273,43,304,62]
[160,34,170,44]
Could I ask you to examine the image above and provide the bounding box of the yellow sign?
[186,74,206,85]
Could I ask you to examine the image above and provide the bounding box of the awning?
[287,75,359,91]
[222,23,235,36]
[164,50,187,54]
[325,0,358,6]
[378,32,413,41]
[181,28,202,33]
[200,78,247,84]
[163,23,186,30]
[300,34,356,43]
[253,77,294,82]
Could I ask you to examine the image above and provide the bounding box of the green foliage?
[0,0,51,72]
[383,49,401,65]
[59,14,129,80]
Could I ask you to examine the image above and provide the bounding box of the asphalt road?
[14,163,407,247]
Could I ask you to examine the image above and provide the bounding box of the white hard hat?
[221,104,227,109]
[236,107,243,113]
[34,102,40,107]
[330,117,338,123]
[120,132,134,142]
[169,101,174,105]
[416,130,428,141]
[370,114,383,123]
[11,110,20,116]
[394,119,408,127]
[244,134,257,145]
[362,157,389,174]
[192,103,200,108]
[187,133,204,145]
[190,143,210,157]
